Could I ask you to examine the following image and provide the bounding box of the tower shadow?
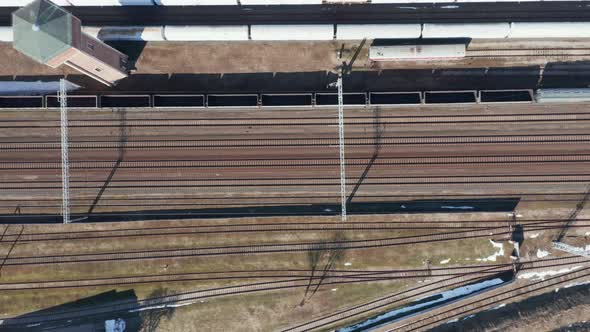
[347,107,382,205]
[86,108,127,216]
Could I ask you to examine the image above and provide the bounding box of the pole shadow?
[86,108,127,217]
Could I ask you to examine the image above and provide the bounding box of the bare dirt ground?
[2,38,590,78]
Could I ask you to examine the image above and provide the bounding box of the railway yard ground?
[3,38,590,94]
[1,102,590,331]
[3,4,590,329]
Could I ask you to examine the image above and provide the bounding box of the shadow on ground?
[0,198,520,224]
[0,290,143,332]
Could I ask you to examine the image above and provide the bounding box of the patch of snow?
[439,258,451,264]
[344,262,352,266]
[518,266,582,281]
[338,278,504,332]
[529,233,540,239]
[490,303,506,310]
[324,208,332,212]
[462,314,476,321]
[477,240,504,262]
[536,249,550,258]
[565,280,590,288]
[401,205,406,209]
[446,318,459,324]
[105,319,125,332]
[440,206,474,210]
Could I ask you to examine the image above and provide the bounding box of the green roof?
[12,0,73,64]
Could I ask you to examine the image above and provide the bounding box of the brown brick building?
[12,0,129,86]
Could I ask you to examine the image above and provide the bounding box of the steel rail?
[3,114,590,128]
[6,174,590,188]
[0,218,578,243]
[1,227,511,266]
[1,257,586,327]
[390,266,590,331]
[284,256,590,332]
[5,112,590,123]
[4,154,590,170]
[3,134,590,151]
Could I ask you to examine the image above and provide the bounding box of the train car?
[369,44,466,61]
[337,24,421,40]
[68,0,154,5]
[154,0,237,4]
[164,25,249,41]
[509,22,590,38]
[250,24,334,40]
[241,0,321,4]
[536,89,590,103]
[422,23,510,39]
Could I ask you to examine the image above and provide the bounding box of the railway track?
[5,174,590,191]
[384,266,590,332]
[0,193,584,213]
[0,266,508,291]
[2,112,590,128]
[1,256,587,292]
[4,154,590,170]
[0,223,583,267]
[467,48,590,58]
[1,227,512,266]
[0,268,509,328]
[283,256,590,332]
[0,218,580,243]
[3,256,584,328]
[3,134,590,150]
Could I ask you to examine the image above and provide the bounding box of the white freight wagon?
[509,22,590,38]
[422,23,510,39]
[250,24,334,40]
[337,24,421,40]
[369,44,466,61]
[164,25,249,41]
[154,0,238,4]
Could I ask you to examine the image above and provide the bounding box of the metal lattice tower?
[59,79,70,224]
[337,71,347,223]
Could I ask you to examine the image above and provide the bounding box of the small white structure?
[369,44,466,61]
[85,26,165,41]
[0,27,12,42]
